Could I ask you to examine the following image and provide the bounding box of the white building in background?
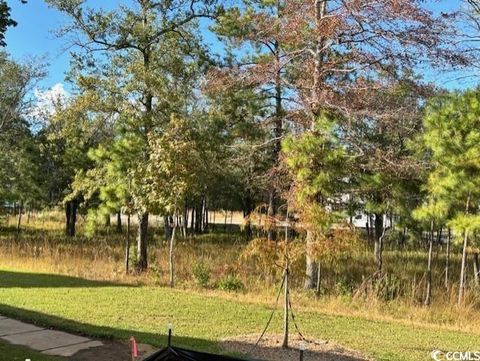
[349,212,393,229]
[339,194,394,229]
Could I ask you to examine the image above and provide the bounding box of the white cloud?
[30,83,70,121]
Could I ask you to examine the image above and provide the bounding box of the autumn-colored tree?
[219,0,467,289]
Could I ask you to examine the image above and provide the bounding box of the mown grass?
[0,339,61,361]
[0,268,478,361]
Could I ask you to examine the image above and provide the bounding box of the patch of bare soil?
[222,334,370,361]
[70,341,156,361]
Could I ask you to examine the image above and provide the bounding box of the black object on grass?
[143,329,254,361]
[143,346,254,361]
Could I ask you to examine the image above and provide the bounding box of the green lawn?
[0,340,61,361]
[0,269,477,361]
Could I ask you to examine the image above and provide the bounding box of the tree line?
[1,0,480,306]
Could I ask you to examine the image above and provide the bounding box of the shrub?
[149,264,163,283]
[335,276,354,296]
[192,261,211,288]
[374,273,402,302]
[128,245,138,268]
[218,275,245,292]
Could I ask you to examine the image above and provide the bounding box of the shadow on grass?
[0,304,367,361]
[0,270,131,288]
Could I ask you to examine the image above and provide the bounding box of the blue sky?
[3,0,475,92]
[5,0,224,91]
[6,0,70,88]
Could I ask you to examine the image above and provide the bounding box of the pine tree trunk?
[245,218,252,240]
[282,268,289,349]
[195,204,201,233]
[164,216,172,240]
[16,201,23,234]
[458,230,469,305]
[267,191,277,241]
[183,206,188,238]
[445,228,451,290]
[368,214,374,245]
[400,227,407,248]
[458,194,471,306]
[65,200,77,237]
[116,211,122,233]
[424,221,434,306]
[65,202,71,235]
[304,0,324,286]
[312,0,327,117]
[316,262,322,296]
[243,196,253,241]
[366,219,371,244]
[169,219,177,288]
[136,6,152,272]
[200,198,206,233]
[190,208,195,234]
[304,230,318,289]
[224,210,227,232]
[268,33,284,243]
[374,213,384,273]
[282,212,289,349]
[243,209,249,236]
[125,213,131,274]
[136,212,149,272]
[70,202,77,236]
[204,200,209,233]
[436,227,443,244]
[105,214,111,227]
[473,252,480,288]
